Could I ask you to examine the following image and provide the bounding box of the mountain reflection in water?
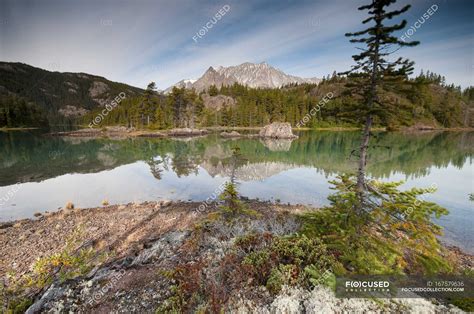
[0,130,472,252]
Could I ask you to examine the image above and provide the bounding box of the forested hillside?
[1,61,472,130]
[0,94,49,128]
[0,62,143,128]
[83,72,474,130]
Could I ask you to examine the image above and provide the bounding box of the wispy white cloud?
[128,0,367,88]
[1,0,471,89]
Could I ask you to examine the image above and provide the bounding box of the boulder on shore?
[259,122,298,139]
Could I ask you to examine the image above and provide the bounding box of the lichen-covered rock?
[259,122,297,139]
[228,285,463,313]
[9,201,465,314]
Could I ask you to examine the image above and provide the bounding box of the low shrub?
[2,227,107,312]
[236,233,341,294]
[301,174,452,275]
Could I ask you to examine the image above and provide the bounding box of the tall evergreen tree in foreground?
[303,0,452,275]
[341,0,418,202]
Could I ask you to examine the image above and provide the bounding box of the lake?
[0,130,473,253]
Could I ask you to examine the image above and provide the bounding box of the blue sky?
[0,0,472,89]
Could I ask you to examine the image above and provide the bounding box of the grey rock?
[26,283,66,314]
[131,230,189,266]
[259,122,298,139]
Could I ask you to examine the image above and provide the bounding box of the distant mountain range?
[2,61,471,130]
[0,61,321,127]
[0,61,320,118]
[165,62,321,93]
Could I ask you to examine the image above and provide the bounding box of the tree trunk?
[356,11,381,199]
[356,114,372,192]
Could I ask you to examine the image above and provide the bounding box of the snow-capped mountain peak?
[163,78,197,93]
[165,62,320,93]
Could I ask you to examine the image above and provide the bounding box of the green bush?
[236,233,340,294]
[266,264,299,294]
[301,174,452,275]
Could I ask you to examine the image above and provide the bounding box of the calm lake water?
[0,130,473,252]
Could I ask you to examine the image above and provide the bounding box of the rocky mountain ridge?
[166,62,321,93]
[0,62,144,121]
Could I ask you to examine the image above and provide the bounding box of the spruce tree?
[141,81,157,126]
[301,0,453,275]
[219,147,246,216]
[341,0,419,203]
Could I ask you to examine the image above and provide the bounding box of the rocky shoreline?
[1,200,471,313]
[49,126,211,139]
[47,125,474,142]
[48,122,301,140]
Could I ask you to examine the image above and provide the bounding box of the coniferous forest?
[0,94,49,128]
[1,62,472,130]
[82,72,473,130]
